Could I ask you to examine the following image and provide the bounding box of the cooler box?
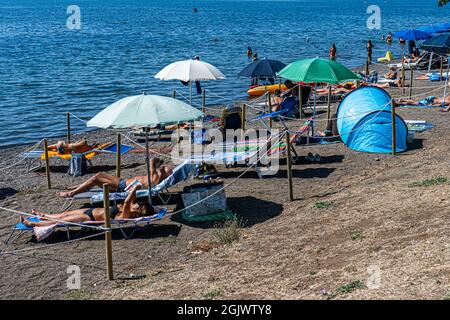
[181,182,226,217]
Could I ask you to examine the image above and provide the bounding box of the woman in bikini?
[23,185,153,228]
[48,139,99,154]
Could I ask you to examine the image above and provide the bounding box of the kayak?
[247,84,287,97]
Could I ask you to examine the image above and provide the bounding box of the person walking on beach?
[367,40,374,64]
[329,43,337,61]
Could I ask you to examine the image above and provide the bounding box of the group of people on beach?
[23,155,174,228]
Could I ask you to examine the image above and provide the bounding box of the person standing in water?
[329,43,337,61]
[386,33,393,45]
[247,47,253,60]
[366,40,374,64]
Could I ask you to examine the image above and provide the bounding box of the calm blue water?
[0,0,449,147]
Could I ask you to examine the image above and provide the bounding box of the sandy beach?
[0,61,450,300]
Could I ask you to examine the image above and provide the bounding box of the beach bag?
[429,73,441,82]
[68,154,87,177]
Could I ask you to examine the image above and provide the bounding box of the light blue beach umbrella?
[87,94,204,204]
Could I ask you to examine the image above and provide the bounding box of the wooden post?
[391,100,397,156]
[241,104,246,140]
[298,86,303,120]
[43,139,51,189]
[202,89,206,114]
[401,54,406,94]
[103,184,114,281]
[268,92,273,128]
[409,68,414,99]
[356,80,360,88]
[177,123,181,144]
[440,56,444,78]
[172,90,176,99]
[116,133,121,178]
[365,60,370,76]
[66,112,71,144]
[327,86,332,122]
[285,132,294,202]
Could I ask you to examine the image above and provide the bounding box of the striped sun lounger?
[5,207,168,243]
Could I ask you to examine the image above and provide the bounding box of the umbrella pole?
[190,82,193,106]
[312,83,317,137]
[145,127,153,206]
[442,56,449,107]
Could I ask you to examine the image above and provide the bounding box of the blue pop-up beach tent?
[336,87,408,154]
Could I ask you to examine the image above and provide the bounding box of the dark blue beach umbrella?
[420,33,450,108]
[393,29,431,41]
[418,25,448,35]
[420,33,450,54]
[238,58,286,78]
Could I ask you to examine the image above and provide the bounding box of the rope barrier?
[0,231,108,256]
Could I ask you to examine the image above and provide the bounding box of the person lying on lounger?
[395,96,450,111]
[48,139,100,154]
[383,67,398,80]
[58,158,173,198]
[373,75,405,88]
[23,185,153,227]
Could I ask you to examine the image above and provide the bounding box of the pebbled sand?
[0,63,449,300]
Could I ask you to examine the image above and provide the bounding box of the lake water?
[0,0,448,147]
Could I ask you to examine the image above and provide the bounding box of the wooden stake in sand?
[440,56,444,78]
[409,68,414,99]
[285,132,294,202]
[43,139,51,189]
[401,54,406,95]
[268,92,273,128]
[365,60,370,76]
[241,103,246,140]
[202,89,206,114]
[116,133,121,178]
[299,86,303,120]
[172,90,176,99]
[103,184,114,281]
[391,100,397,156]
[66,112,71,144]
[327,86,332,122]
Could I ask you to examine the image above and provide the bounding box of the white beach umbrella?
[155,59,226,104]
[87,94,204,204]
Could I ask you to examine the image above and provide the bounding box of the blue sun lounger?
[5,207,168,243]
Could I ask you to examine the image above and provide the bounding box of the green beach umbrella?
[276,57,359,84]
[87,94,204,205]
[277,58,359,137]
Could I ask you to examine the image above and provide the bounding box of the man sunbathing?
[58,158,173,198]
[48,139,99,154]
[23,185,153,228]
[395,95,450,111]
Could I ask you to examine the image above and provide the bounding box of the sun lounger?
[5,207,168,243]
[74,160,197,205]
[21,143,134,172]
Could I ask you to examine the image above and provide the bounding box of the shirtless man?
[395,95,450,111]
[58,158,173,198]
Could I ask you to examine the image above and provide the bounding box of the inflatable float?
[247,84,287,97]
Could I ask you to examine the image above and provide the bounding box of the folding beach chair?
[21,142,134,172]
[5,207,168,243]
